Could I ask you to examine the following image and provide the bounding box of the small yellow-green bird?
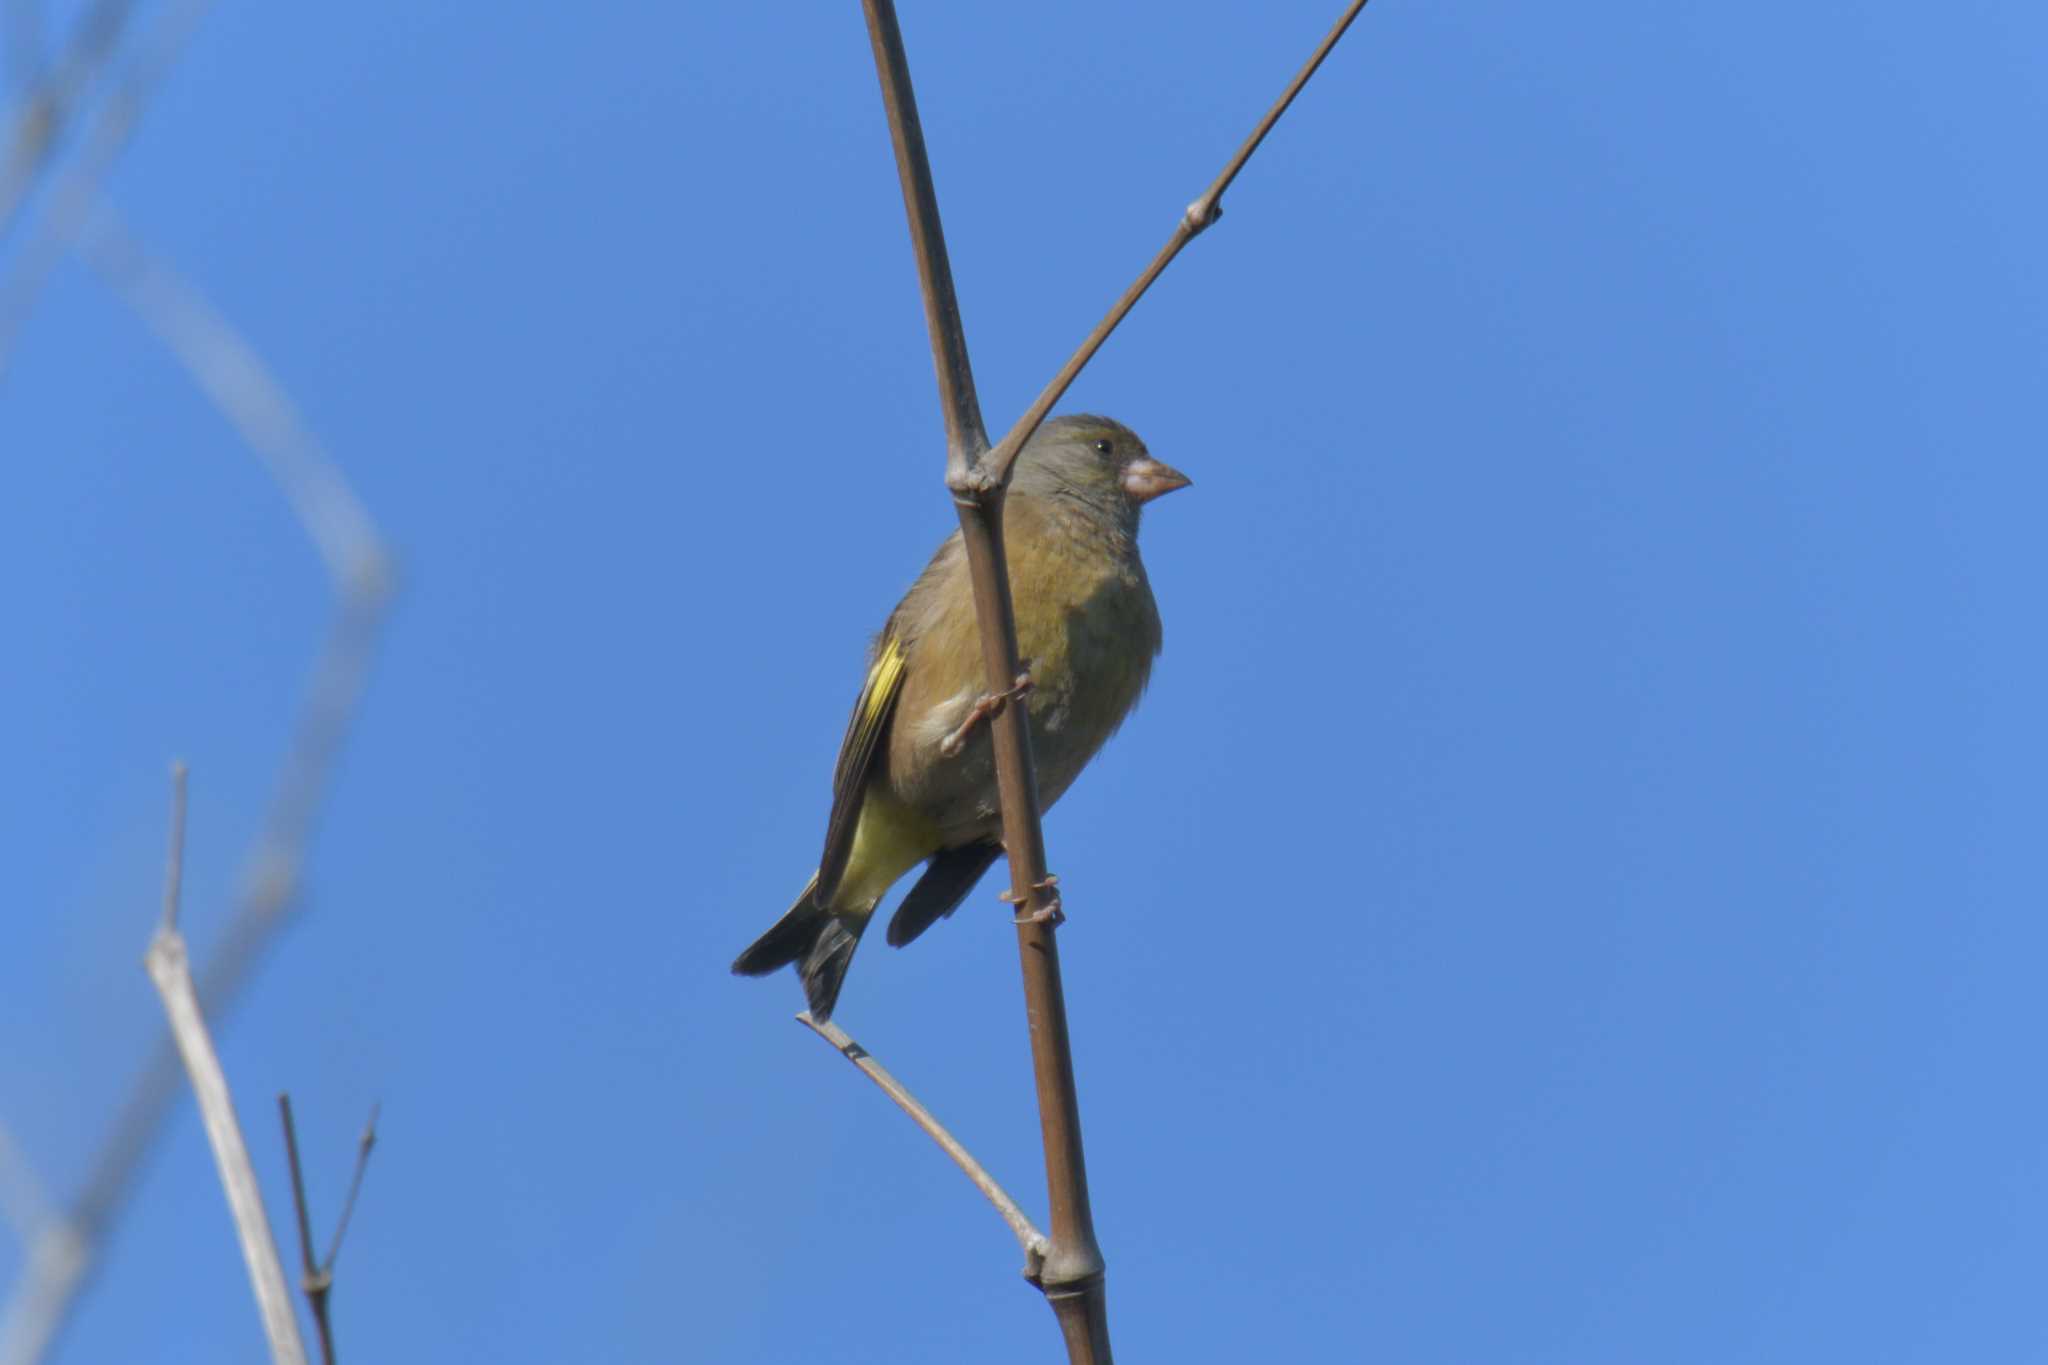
[733,415,1189,1021]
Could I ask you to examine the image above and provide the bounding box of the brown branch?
[277,1097,331,1365]
[321,1106,378,1276]
[798,1013,1048,1271]
[858,0,1109,1357]
[859,0,986,481]
[279,1097,376,1365]
[850,3,1373,1361]
[143,766,310,1365]
[978,0,1373,492]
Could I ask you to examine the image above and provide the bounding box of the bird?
[732,414,1190,1022]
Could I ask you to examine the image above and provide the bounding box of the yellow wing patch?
[862,639,905,727]
[815,634,909,908]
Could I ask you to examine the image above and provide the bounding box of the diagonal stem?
[798,1013,1048,1269]
[979,0,1373,492]
[321,1105,378,1275]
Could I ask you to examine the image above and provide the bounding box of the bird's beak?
[1122,457,1192,505]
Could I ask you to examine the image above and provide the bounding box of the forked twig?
[279,1096,378,1365]
[143,766,309,1365]
[798,1013,1049,1275]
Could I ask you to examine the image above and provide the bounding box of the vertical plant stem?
[859,0,986,477]
[858,2,1111,1359]
[277,1096,335,1365]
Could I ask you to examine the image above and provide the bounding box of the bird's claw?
[938,669,1035,758]
[1000,875,1063,928]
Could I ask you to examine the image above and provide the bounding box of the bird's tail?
[731,874,869,1022]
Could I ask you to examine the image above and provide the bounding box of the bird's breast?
[883,500,1163,842]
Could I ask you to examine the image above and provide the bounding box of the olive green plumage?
[732,415,1190,1020]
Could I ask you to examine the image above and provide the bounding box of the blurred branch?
[0,0,130,244]
[798,1013,1048,1271]
[279,1096,378,1365]
[850,3,1371,1360]
[0,1230,83,1365]
[86,216,391,594]
[0,0,214,377]
[0,211,392,1365]
[144,766,310,1365]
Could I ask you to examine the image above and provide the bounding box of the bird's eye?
[1093,438,1114,455]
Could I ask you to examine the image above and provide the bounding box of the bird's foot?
[938,669,1035,758]
[1000,875,1064,928]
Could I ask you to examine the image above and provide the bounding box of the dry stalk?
[143,765,310,1365]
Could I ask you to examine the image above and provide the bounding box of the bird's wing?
[814,631,908,907]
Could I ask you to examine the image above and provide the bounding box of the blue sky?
[4,1,2046,1360]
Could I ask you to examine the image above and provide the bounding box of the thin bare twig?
[859,0,987,481]
[977,0,1373,493]
[160,761,190,927]
[322,1106,376,1275]
[798,1013,1048,1271]
[276,1097,325,1363]
[144,768,310,1365]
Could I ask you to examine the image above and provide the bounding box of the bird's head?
[1010,415,1190,533]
